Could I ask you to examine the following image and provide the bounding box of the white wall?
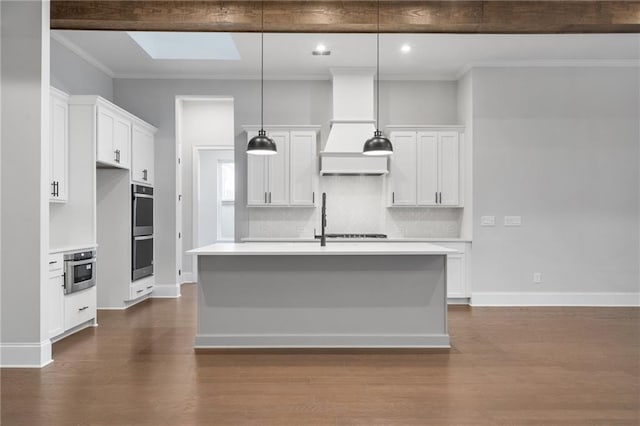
[1,0,51,366]
[471,67,640,304]
[50,37,113,101]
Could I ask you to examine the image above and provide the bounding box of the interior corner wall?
[50,37,113,101]
[471,67,640,304]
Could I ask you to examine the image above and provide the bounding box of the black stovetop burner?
[325,234,388,239]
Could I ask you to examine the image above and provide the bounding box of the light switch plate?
[504,216,522,226]
[481,216,495,226]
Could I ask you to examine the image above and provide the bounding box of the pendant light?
[363,0,393,156]
[247,0,277,155]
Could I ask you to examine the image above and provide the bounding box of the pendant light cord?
[376,0,380,131]
[261,0,264,130]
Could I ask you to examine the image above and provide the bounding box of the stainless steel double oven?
[132,184,153,281]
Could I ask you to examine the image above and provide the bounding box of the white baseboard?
[152,283,181,298]
[1,340,53,368]
[471,292,640,307]
[195,333,451,348]
[181,272,194,284]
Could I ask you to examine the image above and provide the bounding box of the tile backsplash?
[248,175,462,239]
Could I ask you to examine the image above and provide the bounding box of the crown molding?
[51,32,115,78]
[456,59,640,79]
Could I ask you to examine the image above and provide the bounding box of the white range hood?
[320,68,389,175]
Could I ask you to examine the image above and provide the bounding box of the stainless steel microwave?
[64,250,97,295]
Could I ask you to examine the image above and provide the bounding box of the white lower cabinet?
[129,278,154,301]
[433,242,471,299]
[64,286,97,331]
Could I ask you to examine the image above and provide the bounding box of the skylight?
[127,32,240,60]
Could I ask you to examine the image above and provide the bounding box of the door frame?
[191,145,234,282]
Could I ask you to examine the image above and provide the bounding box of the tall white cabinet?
[50,87,69,202]
[387,126,464,207]
[245,126,319,207]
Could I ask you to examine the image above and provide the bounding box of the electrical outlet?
[533,273,542,284]
[481,216,495,226]
[504,216,522,226]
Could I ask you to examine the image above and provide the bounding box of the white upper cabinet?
[289,131,317,206]
[50,88,69,202]
[245,126,318,207]
[389,132,417,205]
[437,132,460,206]
[388,126,463,207]
[266,131,290,206]
[416,132,439,205]
[131,124,155,185]
[97,105,131,169]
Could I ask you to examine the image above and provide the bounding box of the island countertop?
[187,242,457,256]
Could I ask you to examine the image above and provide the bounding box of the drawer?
[129,280,154,301]
[64,286,96,331]
[48,253,64,277]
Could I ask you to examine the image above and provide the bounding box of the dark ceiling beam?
[50,1,640,33]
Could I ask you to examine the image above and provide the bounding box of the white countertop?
[188,242,457,256]
[50,243,98,254]
[241,237,471,243]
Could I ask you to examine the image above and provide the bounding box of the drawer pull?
[146,286,153,290]
[137,289,144,294]
[49,261,57,265]
[78,306,89,312]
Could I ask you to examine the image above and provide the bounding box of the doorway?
[192,147,234,281]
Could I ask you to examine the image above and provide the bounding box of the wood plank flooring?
[2,284,639,425]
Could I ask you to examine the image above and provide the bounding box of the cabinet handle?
[269,192,272,204]
[136,289,144,294]
[264,192,267,204]
[439,192,442,204]
[146,285,153,290]
[142,169,148,181]
[435,191,438,204]
[51,182,56,197]
[56,181,59,197]
[78,306,89,311]
[114,149,120,163]
[49,261,57,265]
[312,192,315,203]
[392,192,395,204]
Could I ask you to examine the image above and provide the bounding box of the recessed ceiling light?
[401,44,411,53]
[312,43,331,56]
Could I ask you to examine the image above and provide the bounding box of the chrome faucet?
[314,192,327,246]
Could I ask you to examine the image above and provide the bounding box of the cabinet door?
[289,131,316,206]
[246,131,269,206]
[446,254,466,298]
[438,132,460,206]
[50,93,68,202]
[132,125,154,185]
[267,131,290,205]
[389,132,417,205]
[416,132,439,206]
[47,276,65,338]
[96,106,116,165]
[113,116,131,169]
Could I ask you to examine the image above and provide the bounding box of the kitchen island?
[187,242,456,348]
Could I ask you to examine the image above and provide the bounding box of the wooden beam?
[51,1,640,33]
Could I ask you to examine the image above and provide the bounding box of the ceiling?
[52,31,640,80]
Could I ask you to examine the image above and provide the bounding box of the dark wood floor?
[2,284,639,425]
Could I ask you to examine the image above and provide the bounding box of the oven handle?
[66,258,97,267]
[133,235,154,241]
[133,193,153,199]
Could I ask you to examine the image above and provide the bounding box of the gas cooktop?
[325,234,388,239]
